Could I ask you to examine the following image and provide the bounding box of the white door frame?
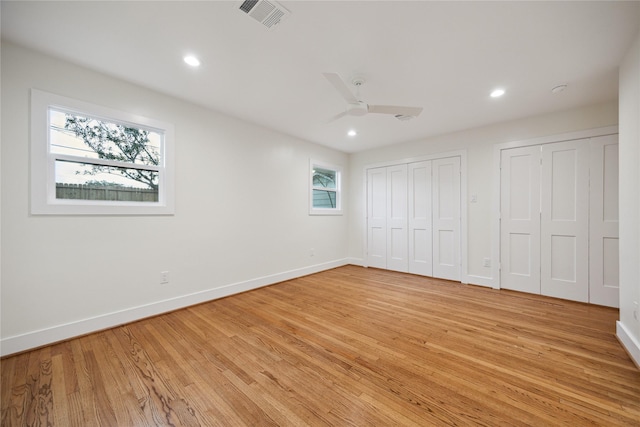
[363,149,468,284]
[491,126,619,290]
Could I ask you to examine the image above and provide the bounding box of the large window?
[31,89,174,215]
[310,160,342,215]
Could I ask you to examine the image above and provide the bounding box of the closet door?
[540,140,589,302]
[432,157,461,281]
[386,164,409,272]
[500,146,542,294]
[367,167,387,269]
[589,135,619,307]
[408,161,433,276]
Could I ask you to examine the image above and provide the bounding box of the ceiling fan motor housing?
[347,102,369,116]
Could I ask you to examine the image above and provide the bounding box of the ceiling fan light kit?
[323,72,423,123]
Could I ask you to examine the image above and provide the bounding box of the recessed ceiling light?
[490,88,505,98]
[183,55,201,67]
[347,130,357,137]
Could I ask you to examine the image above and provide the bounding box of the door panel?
[550,235,576,282]
[589,135,619,307]
[438,230,455,266]
[509,233,533,276]
[541,140,589,302]
[433,157,460,280]
[386,164,408,272]
[408,161,432,276]
[603,238,619,285]
[367,167,387,269]
[500,146,541,294]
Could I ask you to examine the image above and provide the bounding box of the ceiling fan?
[323,72,423,122]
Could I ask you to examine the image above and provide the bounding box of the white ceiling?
[2,1,639,153]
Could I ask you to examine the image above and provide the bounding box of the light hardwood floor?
[2,265,639,426]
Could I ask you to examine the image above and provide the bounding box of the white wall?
[618,30,640,367]
[0,42,349,356]
[348,102,618,287]
[2,39,635,361]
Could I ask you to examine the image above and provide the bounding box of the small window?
[31,89,174,215]
[310,160,342,215]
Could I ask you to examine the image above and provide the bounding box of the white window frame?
[30,89,175,215]
[309,159,342,215]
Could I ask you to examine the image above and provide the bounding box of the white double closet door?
[500,135,619,306]
[367,157,461,281]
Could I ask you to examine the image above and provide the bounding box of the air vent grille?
[238,0,290,30]
[239,0,258,14]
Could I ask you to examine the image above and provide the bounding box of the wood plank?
[2,265,639,425]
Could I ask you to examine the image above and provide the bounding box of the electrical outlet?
[160,271,169,284]
[483,258,491,268]
[634,301,639,322]
[309,248,315,257]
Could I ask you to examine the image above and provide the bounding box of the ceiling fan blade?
[368,105,423,117]
[325,111,348,124]
[323,73,358,104]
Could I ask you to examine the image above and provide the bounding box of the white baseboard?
[466,274,496,288]
[345,257,365,266]
[1,259,350,357]
[616,321,640,369]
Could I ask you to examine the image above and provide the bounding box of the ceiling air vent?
[238,0,290,30]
